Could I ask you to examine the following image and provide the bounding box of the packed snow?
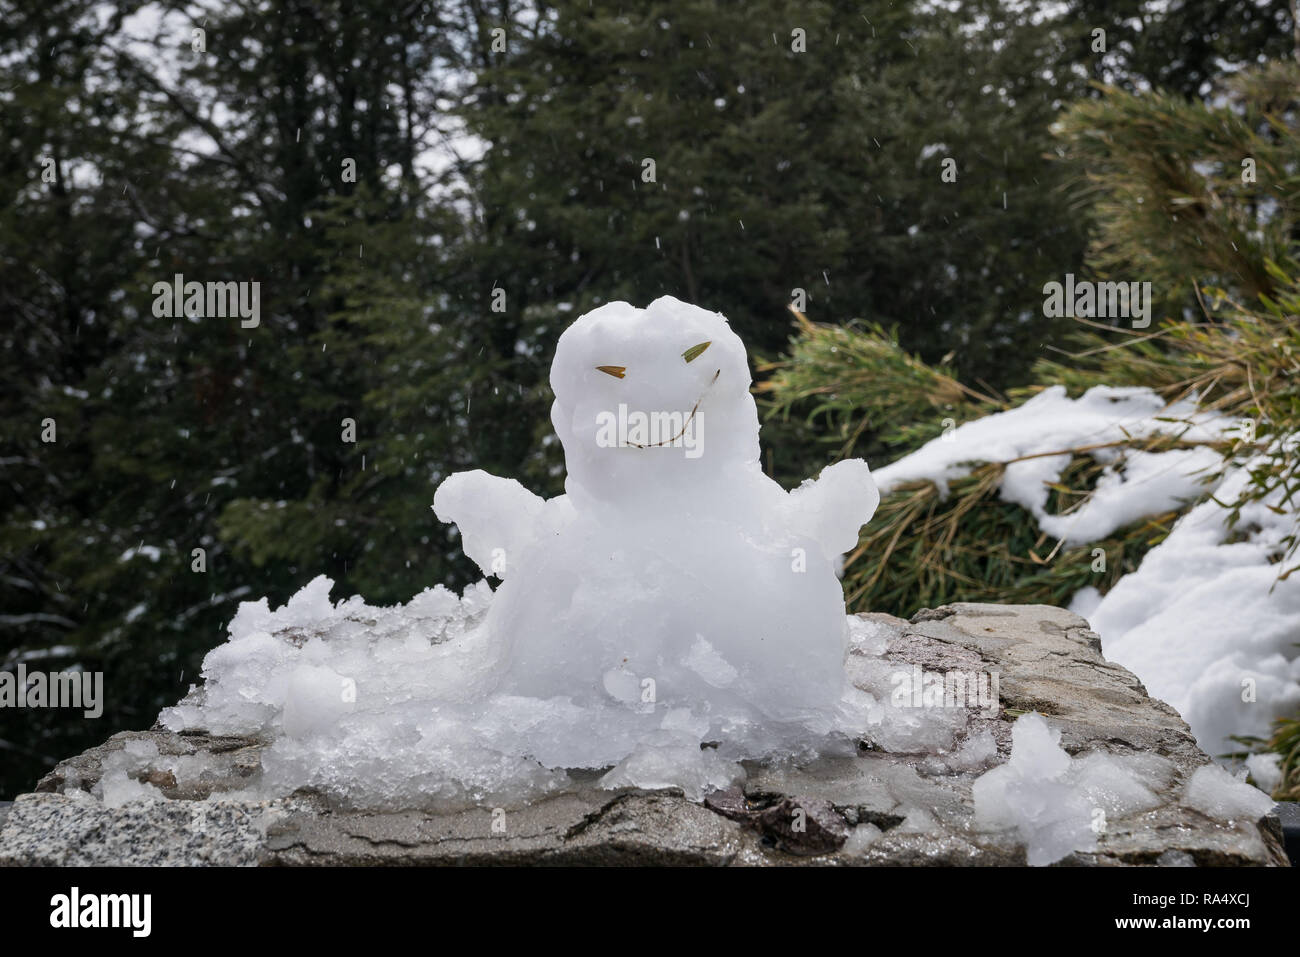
[160,298,889,807]
[879,386,1300,763]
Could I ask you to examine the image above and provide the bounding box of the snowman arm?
[788,459,881,558]
[433,470,545,579]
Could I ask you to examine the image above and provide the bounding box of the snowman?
[434,296,879,763]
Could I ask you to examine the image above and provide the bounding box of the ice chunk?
[847,615,898,656]
[843,655,969,753]
[98,771,163,808]
[896,807,939,833]
[95,739,164,807]
[973,714,1091,866]
[973,713,1158,866]
[598,736,743,802]
[946,728,998,772]
[842,822,883,854]
[123,739,159,761]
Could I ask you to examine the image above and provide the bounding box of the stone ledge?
[1,603,1288,867]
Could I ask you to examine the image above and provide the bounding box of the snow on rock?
[973,712,1160,866]
[97,740,166,808]
[842,652,972,753]
[162,298,889,808]
[1181,763,1275,822]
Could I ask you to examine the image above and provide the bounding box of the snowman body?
[434,297,879,763]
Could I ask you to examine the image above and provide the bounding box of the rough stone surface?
[0,792,296,866]
[0,603,1288,866]
[263,791,747,866]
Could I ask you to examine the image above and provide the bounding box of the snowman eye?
[682,341,711,363]
[595,365,626,379]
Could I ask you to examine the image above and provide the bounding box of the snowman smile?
[593,368,719,457]
[627,367,719,449]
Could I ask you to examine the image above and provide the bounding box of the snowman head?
[550,297,761,507]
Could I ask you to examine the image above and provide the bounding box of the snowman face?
[550,297,761,504]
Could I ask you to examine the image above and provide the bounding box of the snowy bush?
[765,303,1300,789]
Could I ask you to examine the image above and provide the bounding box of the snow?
[881,386,1299,761]
[1181,763,1275,822]
[139,298,1291,829]
[161,298,887,807]
[280,664,356,739]
[1036,446,1221,545]
[972,712,1160,865]
[1245,753,1283,795]
[875,385,1230,545]
[1086,460,1300,757]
